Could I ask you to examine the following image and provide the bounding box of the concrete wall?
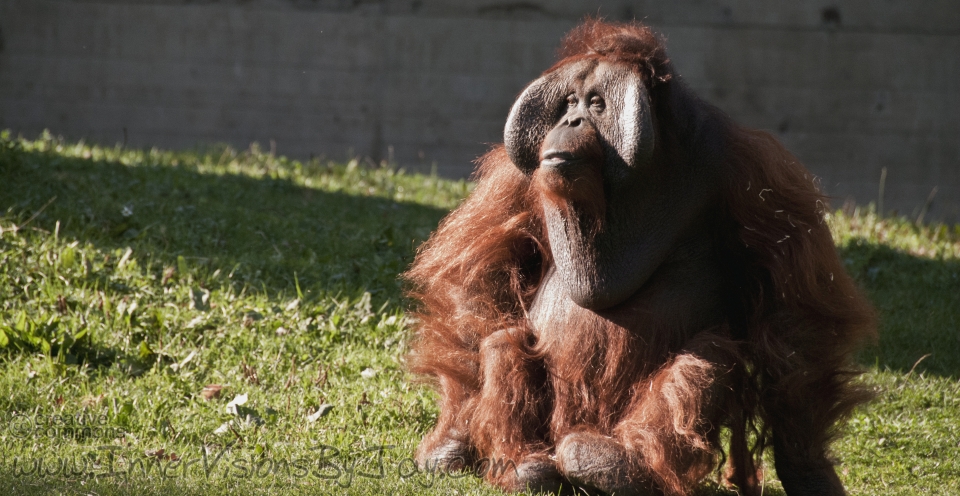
[1,0,958,220]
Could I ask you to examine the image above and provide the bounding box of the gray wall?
[1,0,958,220]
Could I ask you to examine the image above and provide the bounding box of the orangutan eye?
[590,95,605,111]
[566,94,578,107]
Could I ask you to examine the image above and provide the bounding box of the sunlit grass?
[0,132,957,495]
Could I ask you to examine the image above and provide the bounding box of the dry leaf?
[81,393,105,408]
[225,393,249,415]
[201,384,223,401]
[307,404,334,422]
[241,362,260,385]
[144,448,177,461]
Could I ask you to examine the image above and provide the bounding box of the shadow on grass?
[2,142,958,381]
[840,242,960,379]
[0,144,449,303]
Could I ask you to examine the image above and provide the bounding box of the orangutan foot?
[497,454,573,495]
[415,435,475,473]
[556,432,650,496]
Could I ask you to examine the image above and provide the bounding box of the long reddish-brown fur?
[406,19,875,496]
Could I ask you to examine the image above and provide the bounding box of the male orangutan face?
[505,59,718,310]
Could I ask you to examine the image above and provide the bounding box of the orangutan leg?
[468,327,565,493]
[556,334,738,495]
[772,432,845,496]
[414,373,478,473]
[766,370,853,496]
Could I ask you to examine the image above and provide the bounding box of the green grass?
[0,131,958,495]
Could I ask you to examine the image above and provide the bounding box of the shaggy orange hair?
[406,19,875,496]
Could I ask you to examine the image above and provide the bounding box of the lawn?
[0,131,958,495]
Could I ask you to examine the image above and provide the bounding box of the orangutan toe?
[556,432,648,496]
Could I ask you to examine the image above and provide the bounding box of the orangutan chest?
[527,260,728,351]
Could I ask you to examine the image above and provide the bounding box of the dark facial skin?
[505,59,722,310]
[539,93,606,174]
